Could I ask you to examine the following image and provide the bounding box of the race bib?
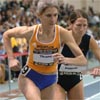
[59,64,87,72]
[33,46,58,66]
[33,53,54,66]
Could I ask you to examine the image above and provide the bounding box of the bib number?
[33,53,54,66]
[59,64,87,72]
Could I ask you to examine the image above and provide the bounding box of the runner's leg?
[18,74,41,100]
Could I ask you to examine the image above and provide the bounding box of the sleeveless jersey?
[58,34,91,70]
[27,24,60,74]
[62,34,91,57]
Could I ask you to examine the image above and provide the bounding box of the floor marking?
[85,92,100,100]
[84,79,100,87]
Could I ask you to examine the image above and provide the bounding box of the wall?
[63,0,100,12]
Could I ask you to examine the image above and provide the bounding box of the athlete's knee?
[26,96,41,100]
[22,90,41,100]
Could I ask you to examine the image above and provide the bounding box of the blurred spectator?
[0,64,5,84]
[0,42,6,61]
[10,37,20,79]
[0,64,9,84]
[0,25,4,41]
[11,37,19,52]
[16,38,28,66]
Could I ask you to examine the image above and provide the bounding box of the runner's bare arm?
[90,67,100,78]
[88,37,100,77]
[59,26,87,66]
[89,37,100,61]
[3,26,35,59]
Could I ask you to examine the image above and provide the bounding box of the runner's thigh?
[18,75,41,100]
[41,83,56,100]
[67,80,84,100]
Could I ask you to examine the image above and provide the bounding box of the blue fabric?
[24,67,57,90]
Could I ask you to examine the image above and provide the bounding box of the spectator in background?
[0,64,5,84]
[0,41,9,84]
[0,24,5,41]
[0,64,9,84]
[10,37,20,80]
[0,42,6,60]
[16,37,28,67]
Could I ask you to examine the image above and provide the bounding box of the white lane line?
[85,92,100,100]
[84,79,100,87]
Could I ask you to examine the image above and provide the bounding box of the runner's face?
[39,7,58,26]
[72,17,88,36]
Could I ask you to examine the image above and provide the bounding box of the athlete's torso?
[58,34,91,72]
[58,34,91,91]
[61,34,91,58]
[27,24,60,74]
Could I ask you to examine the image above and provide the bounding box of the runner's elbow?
[82,56,88,66]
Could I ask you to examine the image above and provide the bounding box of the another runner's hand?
[52,53,66,64]
[90,68,100,78]
[9,59,21,71]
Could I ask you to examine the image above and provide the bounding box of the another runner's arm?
[60,26,87,66]
[3,26,34,59]
[89,37,100,61]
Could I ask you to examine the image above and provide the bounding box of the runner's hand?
[9,58,21,71]
[52,53,66,64]
[90,68,100,78]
